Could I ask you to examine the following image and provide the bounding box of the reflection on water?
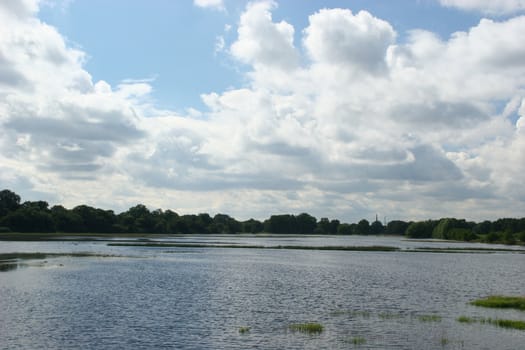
[0,237,524,349]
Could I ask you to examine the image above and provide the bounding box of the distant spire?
[375,213,378,222]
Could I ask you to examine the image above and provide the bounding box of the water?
[0,236,524,349]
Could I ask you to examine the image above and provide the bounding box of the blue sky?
[38,0,484,111]
[1,0,525,222]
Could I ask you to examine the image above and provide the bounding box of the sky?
[1,0,525,223]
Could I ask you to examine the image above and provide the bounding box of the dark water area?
[0,236,524,349]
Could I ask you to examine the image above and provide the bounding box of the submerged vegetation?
[457,316,525,330]
[0,252,121,272]
[1,189,524,245]
[417,314,442,322]
[0,252,117,261]
[238,326,251,334]
[457,296,525,331]
[289,323,324,334]
[350,336,366,345]
[457,316,477,324]
[107,242,401,252]
[470,295,525,311]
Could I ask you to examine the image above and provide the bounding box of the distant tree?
[295,213,317,234]
[484,231,500,243]
[518,231,525,243]
[22,200,49,211]
[264,214,296,234]
[73,205,116,233]
[316,217,331,234]
[0,189,21,217]
[356,219,370,235]
[51,205,84,232]
[473,220,492,236]
[329,219,340,234]
[385,220,409,235]
[492,218,523,234]
[406,220,437,238]
[0,206,54,232]
[162,209,180,234]
[337,223,354,235]
[242,219,264,233]
[502,231,516,245]
[212,214,241,234]
[370,220,384,235]
[433,218,474,240]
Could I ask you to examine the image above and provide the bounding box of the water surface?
[0,236,523,349]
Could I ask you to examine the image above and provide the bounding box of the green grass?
[491,319,525,330]
[351,336,366,345]
[470,295,525,311]
[457,316,477,324]
[289,322,324,334]
[457,316,525,330]
[238,326,251,334]
[417,314,442,322]
[378,312,403,320]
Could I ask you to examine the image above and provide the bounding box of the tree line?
[0,189,524,244]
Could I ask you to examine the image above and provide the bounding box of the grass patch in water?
[457,316,525,330]
[470,295,525,311]
[378,312,404,320]
[238,326,251,334]
[0,252,125,272]
[457,316,477,324]
[289,322,324,334]
[490,319,525,330]
[417,314,442,322]
[108,242,400,252]
[351,336,366,345]
[0,252,119,261]
[0,252,49,261]
[409,247,524,254]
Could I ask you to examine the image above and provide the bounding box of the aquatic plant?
[457,316,525,330]
[489,319,525,330]
[351,336,366,345]
[238,326,250,334]
[289,322,324,334]
[417,314,442,322]
[457,316,477,323]
[378,312,403,320]
[470,295,525,311]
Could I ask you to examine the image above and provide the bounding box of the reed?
[289,322,324,334]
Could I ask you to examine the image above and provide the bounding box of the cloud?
[1,1,525,221]
[440,0,525,15]
[0,0,38,19]
[193,0,224,11]
[303,9,396,73]
[230,0,299,70]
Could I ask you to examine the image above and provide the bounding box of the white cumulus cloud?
[230,0,299,70]
[440,0,525,15]
[304,9,396,73]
